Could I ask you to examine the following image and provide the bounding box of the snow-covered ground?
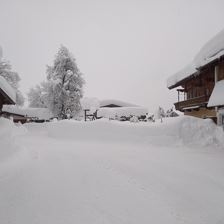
[0,116,224,224]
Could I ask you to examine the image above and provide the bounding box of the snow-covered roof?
[100,99,139,108]
[2,105,53,120]
[98,107,148,119]
[0,76,16,103]
[194,29,224,68]
[207,80,224,107]
[167,64,197,89]
[167,29,224,89]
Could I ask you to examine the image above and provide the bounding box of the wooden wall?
[0,93,4,111]
[182,69,214,100]
[218,61,224,81]
[184,108,216,119]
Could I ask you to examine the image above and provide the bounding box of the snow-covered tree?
[157,106,165,118]
[46,45,84,118]
[0,49,24,105]
[154,106,166,122]
[27,82,48,108]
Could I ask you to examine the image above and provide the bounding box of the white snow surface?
[207,80,224,107]
[167,28,224,88]
[100,99,139,107]
[2,105,53,119]
[98,107,148,119]
[0,118,27,161]
[1,116,224,224]
[0,76,16,103]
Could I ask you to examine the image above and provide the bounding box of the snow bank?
[0,76,16,103]
[98,107,148,119]
[0,118,27,161]
[178,116,224,147]
[47,116,224,148]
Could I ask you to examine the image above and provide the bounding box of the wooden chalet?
[0,76,16,112]
[167,29,224,126]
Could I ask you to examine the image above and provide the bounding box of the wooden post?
[84,110,87,121]
[215,65,220,125]
[215,65,219,83]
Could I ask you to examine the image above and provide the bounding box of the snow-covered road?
[1,118,224,224]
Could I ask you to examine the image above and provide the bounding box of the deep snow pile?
[0,118,27,161]
[47,116,224,148]
[178,116,224,147]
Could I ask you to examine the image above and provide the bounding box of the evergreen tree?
[46,45,84,118]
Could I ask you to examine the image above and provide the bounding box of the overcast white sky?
[1,0,224,111]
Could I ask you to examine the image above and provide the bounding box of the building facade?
[167,29,224,126]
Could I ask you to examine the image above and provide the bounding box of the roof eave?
[167,71,199,89]
[0,88,16,105]
[168,54,224,90]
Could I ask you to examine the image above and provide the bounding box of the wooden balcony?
[174,95,210,111]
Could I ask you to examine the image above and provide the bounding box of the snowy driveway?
[0,118,224,224]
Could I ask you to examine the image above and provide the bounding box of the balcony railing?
[174,95,210,111]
